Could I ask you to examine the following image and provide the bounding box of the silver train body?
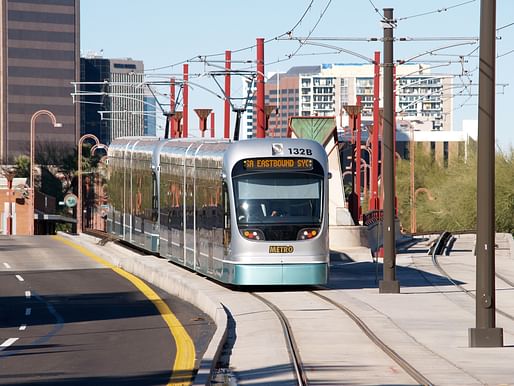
[106,137,329,286]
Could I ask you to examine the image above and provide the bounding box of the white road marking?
[15,275,24,282]
[19,325,26,331]
[3,262,11,269]
[25,308,31,316]
[0,338,18,351]
[25,291,31,299]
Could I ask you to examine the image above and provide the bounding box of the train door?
[169,173,184,263]
[184,145,196,269]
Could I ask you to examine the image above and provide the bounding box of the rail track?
[251,293,308,386]
[428,231,514,323]
[251,290,432,386]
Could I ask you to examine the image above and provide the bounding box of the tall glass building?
[80,56,144,144]
[0,0,80,162]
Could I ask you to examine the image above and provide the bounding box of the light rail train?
[106,137,329,285]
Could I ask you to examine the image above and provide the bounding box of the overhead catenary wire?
[285,0,333,60]
[80,1,512,139]
[145,1,485,117]
[144,0,317,73]
[367,0,384,19]
[397,0,477,21]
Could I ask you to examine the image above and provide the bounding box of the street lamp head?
[1,166,16,182]
[343,104,362,116]
[54,123,63,128]
[264,105,277,117]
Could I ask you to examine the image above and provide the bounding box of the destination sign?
[243,158,313,171]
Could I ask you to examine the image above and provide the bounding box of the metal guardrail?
[363,210,383,226]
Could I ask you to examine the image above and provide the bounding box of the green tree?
[495,148,514,234]
[13,154,30,177]
[396,143,514,235]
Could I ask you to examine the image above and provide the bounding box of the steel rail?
[311,291,433,386]
[430,232,514,323]
[251,293,308,386]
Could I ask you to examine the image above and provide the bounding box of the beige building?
[320,63,453,131]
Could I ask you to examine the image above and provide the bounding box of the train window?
[233,173,322,226]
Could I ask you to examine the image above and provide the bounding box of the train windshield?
[233,173,322,225]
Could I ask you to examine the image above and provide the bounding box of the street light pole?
[412,187,434,234]
[410,126,415,234]
[469,0,503,348]
[380,8,400,294]
[1,167,16,235]
[77,134,106,234]
[30,110,61,236]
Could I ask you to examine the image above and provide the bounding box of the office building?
[80,56,144,144]
[0,0,80,162]
[144,94,156,136]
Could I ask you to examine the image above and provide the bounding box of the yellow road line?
[53,235,196,386]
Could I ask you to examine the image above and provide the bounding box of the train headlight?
[297,228,319,240]
[240,229,265,241]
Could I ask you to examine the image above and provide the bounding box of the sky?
[80,0,514,149]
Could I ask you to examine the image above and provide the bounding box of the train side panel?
[108,137,329,286]
[106,137,160,252]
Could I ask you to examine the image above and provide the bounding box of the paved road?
[0,236,215,386]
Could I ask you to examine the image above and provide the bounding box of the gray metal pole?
[469,0,503,347]
[379,8,399,294]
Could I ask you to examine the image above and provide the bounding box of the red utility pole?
[224,50,231,139]
[355,96,362,220]
[256,38,265,138]
[170,78,176,137]
[210,111,215,138]
[370,51,381,211]
[183,64,189,138]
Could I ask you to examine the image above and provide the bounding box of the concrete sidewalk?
[333,232,514,385]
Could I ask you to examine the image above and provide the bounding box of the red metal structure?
[210,111,215,138]
[343,103,362,225]
[224,50,231,139]
[170,78,176,137]
[255,38,265,138]
[355,96,362,220]
[183,64,189,138]
[173,112,183,138]
[194,109,212,137]
[370,51,381,211]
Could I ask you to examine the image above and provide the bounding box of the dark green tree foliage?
[13,155,30,177]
